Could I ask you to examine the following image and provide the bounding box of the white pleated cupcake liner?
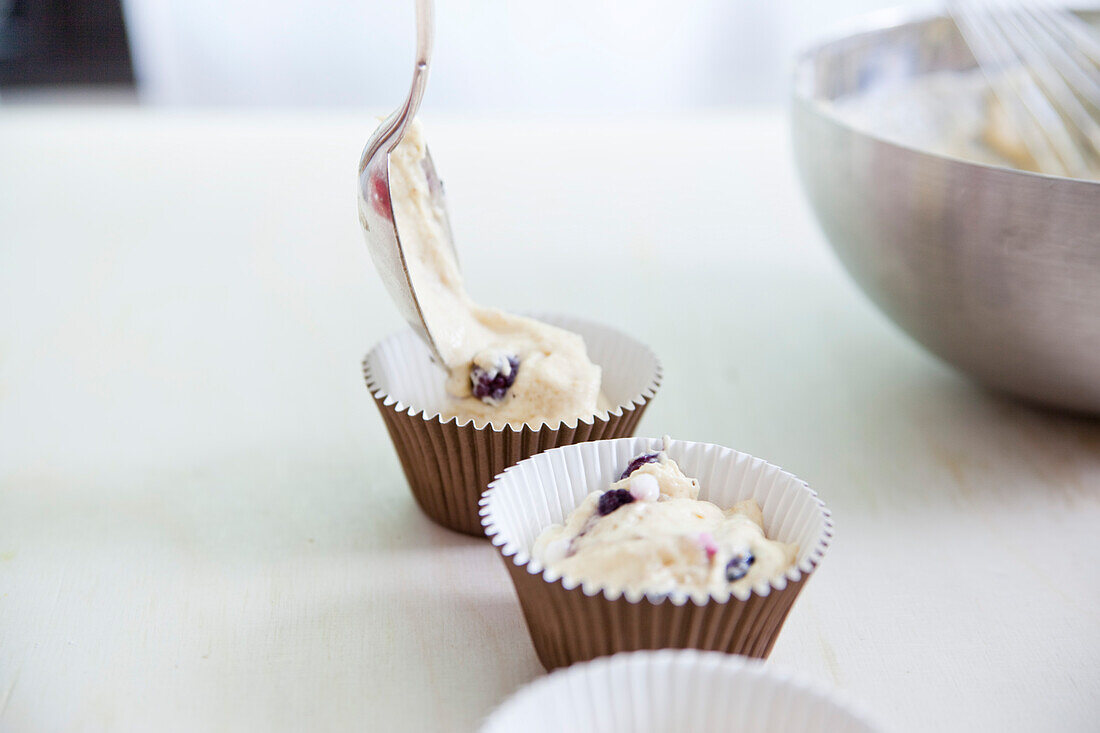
[480,650,881,733]
[363,314,661,535]
[480,437,833,668]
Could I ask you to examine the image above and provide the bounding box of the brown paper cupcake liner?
[481,437,833,670]
[363,315,662,536]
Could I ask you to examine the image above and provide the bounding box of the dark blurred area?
[0,0,133,87]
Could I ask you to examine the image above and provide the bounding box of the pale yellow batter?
[388,120,604,428]
[831,68,1100,180]
[533,450,798,597]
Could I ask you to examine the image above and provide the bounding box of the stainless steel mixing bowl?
[792,9,1100,414]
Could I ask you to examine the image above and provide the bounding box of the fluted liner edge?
[481,437,833,668]
[364,316,662,536]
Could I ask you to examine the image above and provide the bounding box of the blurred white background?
[119,0,939,110]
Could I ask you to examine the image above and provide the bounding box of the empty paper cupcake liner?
[480,437,832,669]
[363,314,661,536]
[480,650,880,733]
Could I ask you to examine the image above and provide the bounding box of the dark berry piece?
[597,488,636,516]
[618,452,660,481]
[470,355,520,404]
[725,550,756,582]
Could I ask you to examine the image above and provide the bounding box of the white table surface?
[1,108,1097,733]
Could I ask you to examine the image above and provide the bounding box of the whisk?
[948,0,1100,178]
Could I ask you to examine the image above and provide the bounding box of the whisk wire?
[988,0,1100,160]
[947,0,1100,177]
[1019,6,1100,105]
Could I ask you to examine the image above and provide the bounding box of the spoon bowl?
[357,0,454,365]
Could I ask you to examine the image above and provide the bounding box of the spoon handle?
[369,0,434,158]
[391,0,434,145]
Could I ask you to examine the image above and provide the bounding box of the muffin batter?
[830,68,1100,180]
[532,448,798,597]
[388,120,604,428]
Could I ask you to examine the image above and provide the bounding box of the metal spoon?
[357,0,455,365]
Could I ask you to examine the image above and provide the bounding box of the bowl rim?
[479,436,834,607]
[791,5,1100,189]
